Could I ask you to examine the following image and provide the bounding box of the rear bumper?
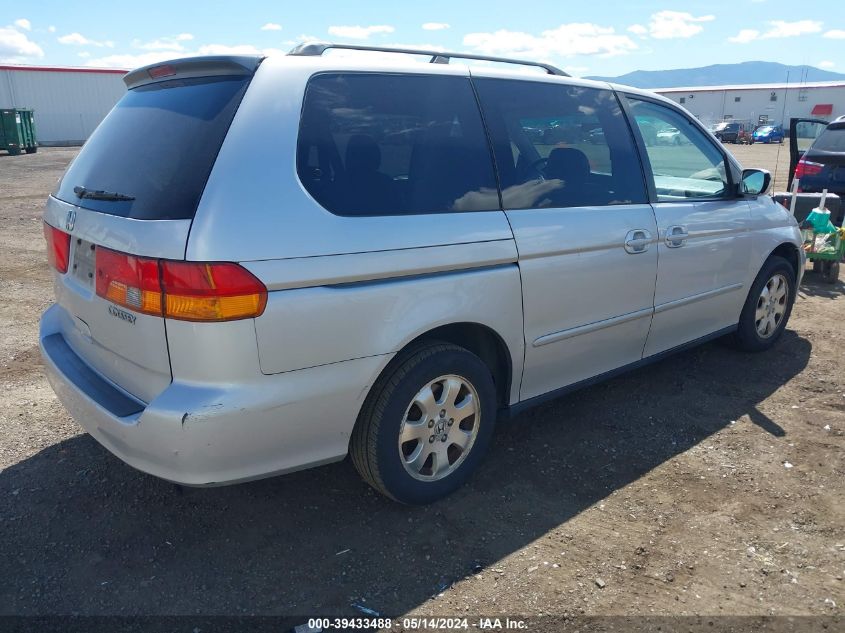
[40,304,388,485]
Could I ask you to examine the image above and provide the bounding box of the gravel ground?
[0,146,843,621]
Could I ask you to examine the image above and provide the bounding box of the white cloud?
[14,18,31,31]
[261,23,282,31]
[463,23,637,59]
[823,29,845,39]
[818,60,835,69]
[422,22,449,31]
[197,43,263,55]
[327,24,395,39]
[0,25,44,61]
[47,25,56,33]
[646,11,714,39]
[131,34,194,52]
[57,32,114,47]
[763,20,822,38]
[78,51,91,58]
[729,20,823,43]
[85,43,282,69]
[729,29,760,43]
[627,24,648,37]
[564,65,588,75]
[84,51,173,68]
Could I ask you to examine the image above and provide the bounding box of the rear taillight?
[43,223,71,274]
[95,248,163,316]
[95,247,267,322]
[161,261,267,322]
[794,159,824,179]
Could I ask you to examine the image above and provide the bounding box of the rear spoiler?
[123,55,264,90]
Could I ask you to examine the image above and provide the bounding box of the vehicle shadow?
[799,267,845,299]
[0,332,810,617]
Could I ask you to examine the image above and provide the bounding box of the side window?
[473,78,646,210]
[296,73,499,216]
[626,98,730,201]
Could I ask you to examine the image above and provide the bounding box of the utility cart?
[794,188,844,284]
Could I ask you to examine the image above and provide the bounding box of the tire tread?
[350,341,463,501]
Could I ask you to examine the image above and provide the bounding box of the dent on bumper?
[40,307,389,486]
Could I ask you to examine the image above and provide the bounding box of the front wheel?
[733,256,796,352]
[350,342,497,504]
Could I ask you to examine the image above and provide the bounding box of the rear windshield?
[54,75,249,220]
[811,124,845,152]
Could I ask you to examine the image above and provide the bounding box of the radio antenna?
[772,70,791,191]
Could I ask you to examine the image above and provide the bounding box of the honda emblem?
[65,209,76,232]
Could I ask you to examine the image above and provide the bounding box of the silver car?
[40,44,804,504]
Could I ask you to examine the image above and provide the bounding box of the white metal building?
[655,81,844,129]
[2,63,843,145]
[0,65,126,145]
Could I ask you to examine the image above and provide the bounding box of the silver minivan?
[40,44,804,504]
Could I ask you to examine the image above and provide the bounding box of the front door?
[473,78,657,401]
[624,96,753,357]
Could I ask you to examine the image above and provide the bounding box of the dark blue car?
[795,118,845,205]
[752,124,784,144]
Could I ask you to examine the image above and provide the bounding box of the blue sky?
[1,0,843,76]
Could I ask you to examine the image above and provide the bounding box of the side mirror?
[741,169,771,196]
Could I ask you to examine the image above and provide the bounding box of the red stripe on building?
[811,104,834,116]
[0,65,127,75]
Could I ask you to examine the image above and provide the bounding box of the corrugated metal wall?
[656,84,845,128]
[0,68,126,145]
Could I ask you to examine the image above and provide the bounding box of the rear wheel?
[822,260,840,284]
[733,256,796,352]
[350,342,497,504]
[25,146,37,154]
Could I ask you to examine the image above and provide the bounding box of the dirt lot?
[0,145,843,622]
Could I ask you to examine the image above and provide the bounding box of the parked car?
[40,46,804,504]
[793,117,845,203]
[753,124,784,144]
[656,126,683,145]
[713,121,749,144]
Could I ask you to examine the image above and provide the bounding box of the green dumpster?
[0,109,38,156]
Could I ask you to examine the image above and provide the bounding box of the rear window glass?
[54,75,249,220]
[297,73,499,216]
[811,125,845,152]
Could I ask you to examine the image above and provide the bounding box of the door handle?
[665,225,689,248]
[624,229,652,254]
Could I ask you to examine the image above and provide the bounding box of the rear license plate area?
[71,238,96,289]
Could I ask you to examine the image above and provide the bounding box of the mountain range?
[585,61,845,88]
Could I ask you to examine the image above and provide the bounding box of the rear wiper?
[73,186,135,202]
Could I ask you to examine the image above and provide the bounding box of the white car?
[40,44,804,504]
[657,127,683,145]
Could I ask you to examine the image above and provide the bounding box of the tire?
[733,256,796,352]
[25,146,37,154]
[350,341,497,505]
[822,260,840,284]
[812,259,823,274]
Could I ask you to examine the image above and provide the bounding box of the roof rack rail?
[287,42,569,77]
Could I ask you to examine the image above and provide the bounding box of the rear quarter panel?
[247,249,525,405]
